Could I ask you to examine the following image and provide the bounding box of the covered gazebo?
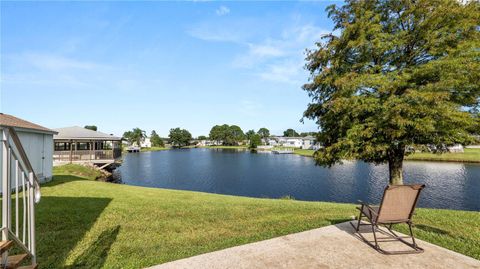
[53,126,121,166]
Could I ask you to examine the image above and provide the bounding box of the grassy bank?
[405,148,480,163]
[293,148,480,162]
[37,165,479,268]
[294,149,315,157]
[140,147,169,152]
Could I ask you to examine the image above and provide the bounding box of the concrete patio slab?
[148,221,480,269]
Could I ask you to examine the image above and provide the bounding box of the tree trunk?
[388,145,405,185]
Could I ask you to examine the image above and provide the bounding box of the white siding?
[0,129,54,183]
[42,134,54,179]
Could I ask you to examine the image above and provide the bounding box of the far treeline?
[120,126,317,149]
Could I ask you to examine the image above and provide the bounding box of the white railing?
[1,126,40,266]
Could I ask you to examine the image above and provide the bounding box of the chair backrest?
[376,184,425,223]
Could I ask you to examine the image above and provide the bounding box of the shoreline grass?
[140,147,169,152]
[36,164,480,268]
[294,149,315,157]
[405,148,480,163]
[289,148,480,163]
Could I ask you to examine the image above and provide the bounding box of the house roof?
[54,126,121,141]
[0,113,57,134]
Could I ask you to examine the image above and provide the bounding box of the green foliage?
[150,130,164,147]
[168,127,192,147]
[249,134,262,149]
[84,125,97,131]
[123,128,146,147]
[209,124,245,146]
[300,132,317,137]
[197,135,208,140]
[283,129,299,137]
[245,129,256,140]
[257,128,270,139]
[303,0,480,183]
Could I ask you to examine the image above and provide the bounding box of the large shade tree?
[257,128,270,144]
[249,134,262,149]
[245,129,256,141]
[283,129,299,137]
[150,130,164,147]
[209,124,245,146]
[303,0,480,185]
[168,128,192,148]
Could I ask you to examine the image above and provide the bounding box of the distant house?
[0,113,57,182]
[141,137,152,148]
[447,144,464,153]
[196,140,209,147]
[267,138,278,146]
[270,136,320,149]
[300,136,313,149]
[53,126,121,166]
[284,138,303,148]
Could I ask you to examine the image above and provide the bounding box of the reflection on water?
[115,148,480,211]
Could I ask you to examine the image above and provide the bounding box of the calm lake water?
[115,148,480,211]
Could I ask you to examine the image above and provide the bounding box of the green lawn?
[292,148,480,162]
[405,148,480,163]
[140,147,170,152]
[294,149,315,157]
[36,165,479,268]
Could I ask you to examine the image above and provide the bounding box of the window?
[77,142,90,150]
[54,142,71,151]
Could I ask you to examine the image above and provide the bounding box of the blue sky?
[1,1,339,137]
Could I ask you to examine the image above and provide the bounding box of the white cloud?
[20,53,104,71]
[188,28,240,42]
[258,60,303,85]
[1,52,164,95]
[236,24,328,84]
[188,18,330,85]
[215,6,230,16]
[187,23,245,43]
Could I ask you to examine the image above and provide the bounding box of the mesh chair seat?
[351,184,426,255]
[356,205,379,220]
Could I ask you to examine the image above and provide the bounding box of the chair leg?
[371,222,379,249]
[355,211,363,231]
[408,222,418,248]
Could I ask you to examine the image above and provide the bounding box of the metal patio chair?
[351,184,426,255]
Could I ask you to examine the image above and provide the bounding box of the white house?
[301,136,315,149]
[447,144,464,153]
[267,138,278,146]
[274,137,303,148]
[141,137,152,148]
[0,113,57,182]
[268,136,321,149]
[197,140,222,146]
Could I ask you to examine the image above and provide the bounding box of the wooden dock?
[127,146,141,153]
